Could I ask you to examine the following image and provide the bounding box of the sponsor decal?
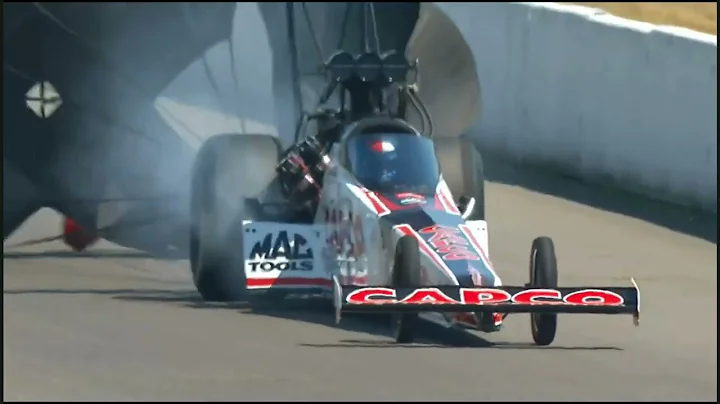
[345,287,625,306]
[326,199,366,258]
[395,224,460,285]
[396,192,426,205]
[247,261,314,272]
[418,225,480,261]
[248,230,314,272]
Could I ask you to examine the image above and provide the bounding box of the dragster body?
[237,122,640,338]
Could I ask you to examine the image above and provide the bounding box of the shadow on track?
[482,152,717,244]
[2,248,186,260]
[299,340,620,351]
[3,287,622,351]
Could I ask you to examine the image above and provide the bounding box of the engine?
[276,136,331,204]
[273,47,428,217]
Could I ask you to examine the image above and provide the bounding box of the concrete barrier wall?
[438,2,717,211]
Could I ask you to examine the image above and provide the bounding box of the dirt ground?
[573,2,717,34]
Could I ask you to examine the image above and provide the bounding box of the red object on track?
[62,217,99,252]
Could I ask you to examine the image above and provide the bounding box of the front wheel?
[390,235,421,344]
[529,236,559,346]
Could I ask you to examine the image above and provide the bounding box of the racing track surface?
[4,167,717,401]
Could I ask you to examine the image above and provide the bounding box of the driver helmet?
[368,138,400,183]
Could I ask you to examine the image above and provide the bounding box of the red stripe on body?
[360,188,391,216]
[246,278,333,288]
[373,192,403,212]
[437,191,460,215]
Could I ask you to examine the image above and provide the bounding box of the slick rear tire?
[190,133,282,302]
[390,235,422,344]
[529,236,558,346]
[433,136,485,220]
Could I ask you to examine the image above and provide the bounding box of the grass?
[571,3,717,35]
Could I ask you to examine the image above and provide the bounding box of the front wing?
[333,276,641,325]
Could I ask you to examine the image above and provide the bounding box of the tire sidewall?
[529,237,558,345]
[189,134,280,300]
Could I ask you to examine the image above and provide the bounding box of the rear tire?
[390,235,421,344]
[529,236,558,346]
[433,136,485,220]
[190,133,282,302]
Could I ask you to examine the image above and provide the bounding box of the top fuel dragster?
[188,5,640,346]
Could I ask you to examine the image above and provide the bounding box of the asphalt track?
[4,163,717,402]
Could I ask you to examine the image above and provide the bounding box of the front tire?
[390,235,422,344]
[529,236,559,346]
[190,133,282,302]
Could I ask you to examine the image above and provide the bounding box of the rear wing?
[332,276,640,326]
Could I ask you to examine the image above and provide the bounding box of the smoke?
[157,4,278,145]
